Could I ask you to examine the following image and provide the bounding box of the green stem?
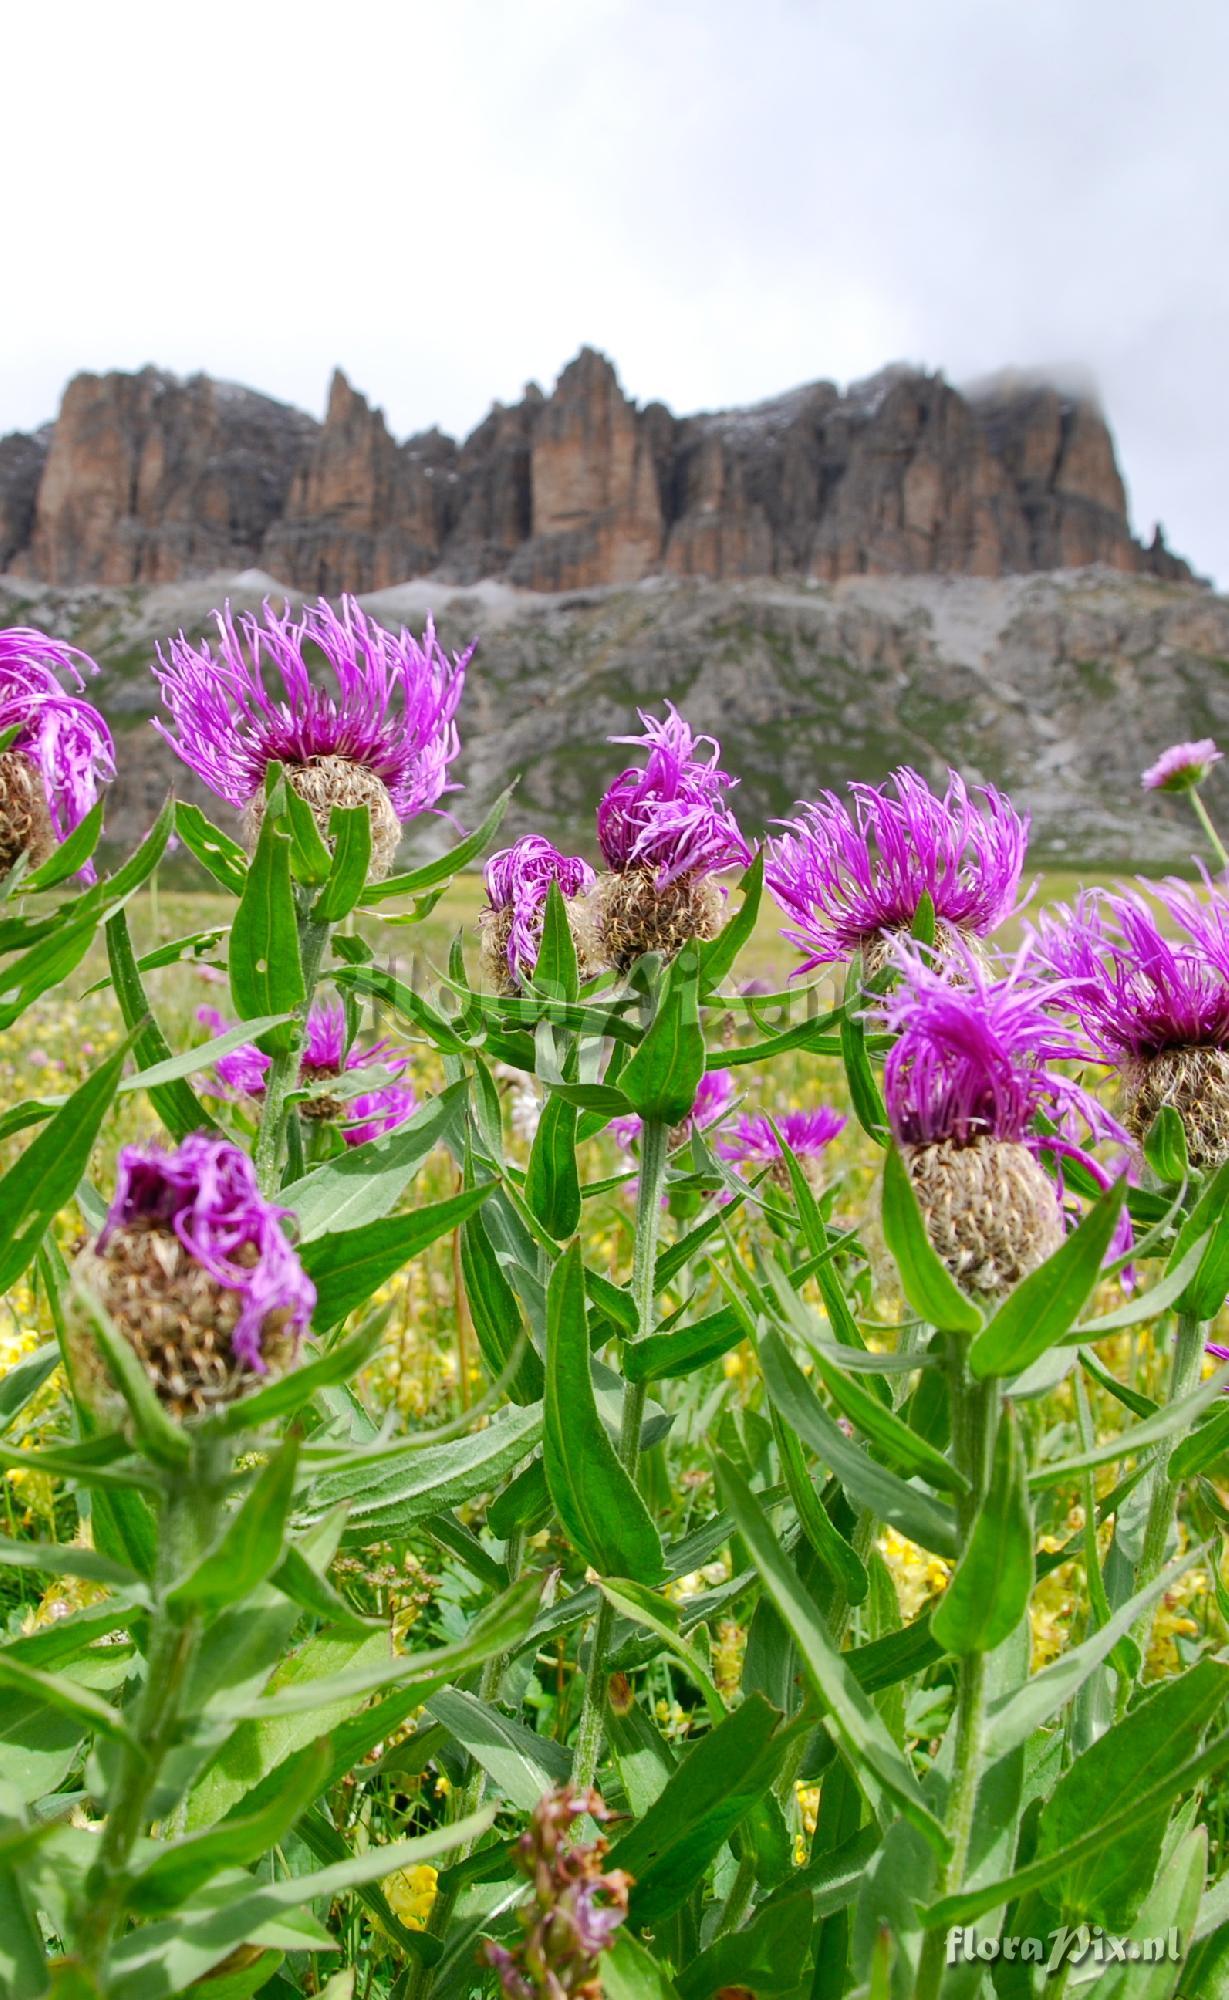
[1130,1311,1206,1672]
[571,1117,669,1796]
[914,1343,995,2000]
[74,1434,229,1977]
[1191,791,1229,876]
[253,911,330,1196]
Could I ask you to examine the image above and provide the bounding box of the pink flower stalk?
[98,1134,314,1370]
[153,595,472,819]
[1141,739,1223,793]
[766,767,1027,971]
[484,835,596,984]
[596,704,752,887]
[0,626,115,870]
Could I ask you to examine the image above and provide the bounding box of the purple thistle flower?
[1032,879,1229,1061]
[0,627,115,871]
[153,595,472,819]
[1142,739,1223,793]
[484,835,597,984]
[766,767,1027,972]
[596,704,752,887]
[717,1105,848,1166]
[98,1134,314,1370]
[342,1083,419,1147]
[199,1000,414,1143]
[879,939,1120,1153]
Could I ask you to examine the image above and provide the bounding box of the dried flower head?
[200,1001,416,1143]
[1141,739,1223,793]
[0,627,115,878]
[153,596,473,879]
[483,1786,630,2000]
[481,835,598,990]
[74,1134,314,1417]
[878,941,1125,1295]
[593,705,752,973]
[766,767,1027,973]
[1034,878,1229,1168]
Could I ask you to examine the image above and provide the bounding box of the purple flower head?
[484,835,597,983]
[0,627,115,866]
[879,938,1118,1152]
[200,1000,412,1133]
[766,767,1027,971]
[613,1067,736,1153]
[342,1083,419,1146]
[98,1133,314,1370]
[1032,878,1229,1061]
[1142,739,1223,793]
[153,595,472,819]
[718,1105,847,1166]
[596,704,753,887]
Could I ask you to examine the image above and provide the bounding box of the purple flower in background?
[200,1000,416,1143]
[878,939,1128,1294]
[766,767,1027,972]
[596,704,752,887]
[1034,878,1229,1167]
[483,834,597,986]
[98,1134,314,1371]
[1142,739,1223,793]
[483,1786,630,2000]
[613,1067,736,1154]
[153,596,474,878]
[718,1105,848,1167]
[0,627,115,876]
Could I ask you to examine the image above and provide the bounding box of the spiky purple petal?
[596,704,752,887]
[1033,877,1229,1059]
[484,834,596,982]
[153,595,472,818]
[717,1105,847,1165]
[766,767,1027,971]
[0,627,115,858]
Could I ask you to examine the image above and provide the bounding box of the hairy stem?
[571,1116,669,1796]
[74,1434,229,1976]
[1191,790,1229,876]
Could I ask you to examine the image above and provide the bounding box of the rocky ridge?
[0,351,1193,595]
[2,565,1225,877]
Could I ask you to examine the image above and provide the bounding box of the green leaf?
[1172,1400,1229,1480]
[805,1340,969,1495]
[524,1092,582,1239]
[1144,1103,1190,1183]
[599,1577,725,1723]
[968,1178,1126,1379]
[622,1305,745,1383]
[543,1242,665,1581]
[0,1535,147,1598]
[1035,1658,1229,1927]
[298,1184,495,1330]
[1029,1362,1229,1489]
[601,1929,684,2000]
[605,1694,791,1924]
[880,1146,982,1336]
[168,1440,299,1613]
[312,804,373,923]
[759,1329,958,1556]
[305,1403,544,1543]
[209,1310,393,1436]
[0,1342,61,1433]
[175,802,249,896]
[362,784,514,902]
[619,953,707,1125]
[696,847,764,993]
[771,1409,869,1607]
[714,1452,949,1858]
[460,1210,544,1405]
[228,809,305,1054]
[841,1000,889,1146]
[676,1885,813,1999]
[119,1011,291,1096]
[532,878,580,1002]
[425,1686,572,1809]
[930,1407,1033,1654]
[280,772,333,886]
[1169,1153,1229,1319]
[105,909,222,1141]
[911,890,937,947]
[285,1078,468,1237]
[1076,1224,1213,1335]
[127,1738,333,1914]
[0,1651,135,1749]
[22,798,105,891]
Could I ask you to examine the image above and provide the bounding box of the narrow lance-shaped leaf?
[299,1183,496,1330]
[542,1241,665,1582]
[175,801,249,896]
[880,1144,983,1336]
[524,1092,582,1240]
[362,784,514,903]
[228,807,305,1054]
[167,1439,300,1613]
[105,909,222,1141]
[620,950,707,1125]
[0,1040,130,1294]
[930,1406,1034,1654]
[312,803,373,923]
[968,1178,1126,1379]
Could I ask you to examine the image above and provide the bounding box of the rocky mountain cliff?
[2,566,1225,876]
[0,351,1192,594]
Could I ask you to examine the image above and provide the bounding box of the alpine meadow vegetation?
[3,607,1229,2000]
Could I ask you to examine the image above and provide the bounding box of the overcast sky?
[6,0,1227,581]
